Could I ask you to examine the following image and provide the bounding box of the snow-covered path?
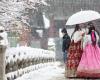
[15,62,92,80]
[15,62,65,80]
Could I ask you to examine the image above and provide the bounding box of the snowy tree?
[0,0,48,28]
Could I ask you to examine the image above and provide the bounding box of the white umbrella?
[66,10,100,25]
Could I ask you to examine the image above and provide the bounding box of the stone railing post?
[0,46,6,80]
[0,26,8,80]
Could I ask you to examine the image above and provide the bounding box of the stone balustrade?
[5,47,55,80]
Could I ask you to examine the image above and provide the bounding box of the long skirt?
[66,40,83,78]
[76,44,100,78]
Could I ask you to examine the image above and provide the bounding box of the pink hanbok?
[76,32,100,78]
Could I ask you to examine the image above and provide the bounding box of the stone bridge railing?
[5,47,55,80]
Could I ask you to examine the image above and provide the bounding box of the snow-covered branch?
[0,0,49,27]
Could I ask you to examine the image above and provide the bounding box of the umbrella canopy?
[66,10,100,25]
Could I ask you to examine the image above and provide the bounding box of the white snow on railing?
[5,46,55,80]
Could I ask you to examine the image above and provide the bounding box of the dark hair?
[88,25,96,46]
[88,22,94,26]
[88,25,95,34]
[71,24,81,38]
[61,28,67,34]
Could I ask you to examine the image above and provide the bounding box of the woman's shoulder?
[74,30,83,36]
[95,31,99,35]
[75,30,82,33]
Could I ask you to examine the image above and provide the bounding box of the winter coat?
[62,34,71,52]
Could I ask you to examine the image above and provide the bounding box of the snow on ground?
[15,62,65,80]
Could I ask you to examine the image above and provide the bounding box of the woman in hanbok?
[76,24,100,78]
[66,24,83,77]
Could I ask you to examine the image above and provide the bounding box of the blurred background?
[1,0,100,80]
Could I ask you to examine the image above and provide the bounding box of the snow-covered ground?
[15,62,65,80]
